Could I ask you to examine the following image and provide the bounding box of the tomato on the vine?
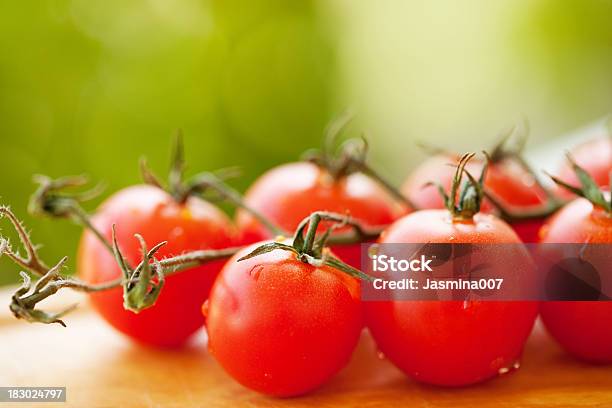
[401,153,550,242]
[540,159,612,363]
[368,154,538,386]
[237,161,406,268]
[79,185,235,347]
[205,213,364,397]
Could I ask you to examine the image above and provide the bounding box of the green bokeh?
[2,0,612,288]
[0,0,338,285]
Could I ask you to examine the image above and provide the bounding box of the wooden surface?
[1,290,611,408]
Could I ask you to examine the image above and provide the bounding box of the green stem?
[238,211,374,282]
[301,212,321,255]
[141,135,285,237]
[358,162,415,209]
[187,173,286,237]
[168,130,187,203]
[305,113,415,210]
[2,203,242,325]
[0,206,50,276]
[484,191,563,221]
[67,203,113,253]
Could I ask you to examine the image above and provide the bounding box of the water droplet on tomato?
[377,351,386,360]
[202,300,209,318]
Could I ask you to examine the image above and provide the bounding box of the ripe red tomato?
[78,185,235,347]
[555,136,611,199]
[236,162,406,267]
[365,210,539,386]
[204,243,363,397]
[539,196,612,363]
[401,154,549,242]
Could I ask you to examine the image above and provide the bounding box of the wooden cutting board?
[0,289,611,408]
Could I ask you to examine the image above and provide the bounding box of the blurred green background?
[1,0,611,285]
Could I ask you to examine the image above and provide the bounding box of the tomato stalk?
[2,130,389,325]
[141,132,285,236]
[303,112,415,210]
[238,211,374,281]
[427,152,487,221]
[418,121,564,221]
[1,200,379,326]
[547,153,612,215]
[485,124,565,222]
[0,203,240,326]
[486,123,564,219]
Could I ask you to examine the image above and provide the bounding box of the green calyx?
[237,211,373,282]
[548,154,611,214]
[302,110,359,180]
[302,112,414,209]
[417,120,563,221]
[29,175,105,221]
[111,226,167,313]
[488,119,529,163]
[430,152,488,221]
[141,132,284,236]
[140,131,242,205]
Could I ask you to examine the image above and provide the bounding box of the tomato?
[78,185,235,347]
[555,136,611,199]
[539,196,612,363]
[401,154,550,242]
[236,162,406,267]
[204,242,362,397]
[365,209,539,386]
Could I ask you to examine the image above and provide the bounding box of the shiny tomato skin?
[539,197,612,363]
[365,210,539,386]
[205,244,363,397]
[555,136,611,199]
[236,162,406,267]
[401,154,548,242]
[78,185,235,347]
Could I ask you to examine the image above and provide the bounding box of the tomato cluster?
[70,132,611,396]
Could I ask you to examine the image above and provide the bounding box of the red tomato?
[365,210,538,386]
[78,185,235,347]
[204,243,362,397]
[555,136,611,199]
[236,162,406,267]
[539,196,612,363]
[401,154,549,242]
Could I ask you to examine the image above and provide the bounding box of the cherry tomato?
[204,243,362,397]
[539,196,612,363]
[365,210,539,386]
[401,154,549,242]
[236,162,406,267]
[555,136,611,199]
[78,185,235,347]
